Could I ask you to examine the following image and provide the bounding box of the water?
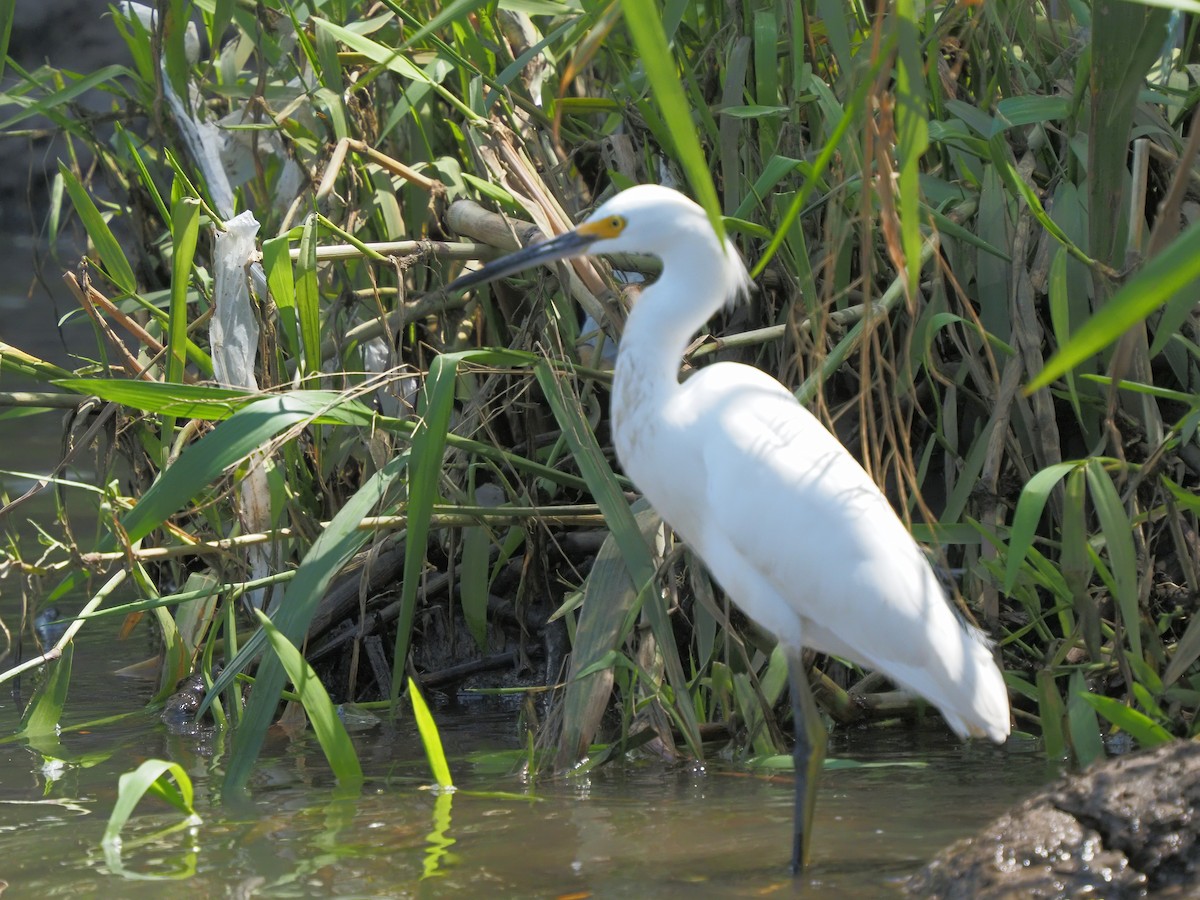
[0,246,1051,896]
[0,235,97,520]
[0,619,1049,899]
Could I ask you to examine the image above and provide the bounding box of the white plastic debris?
[211,211,261,389]
[212,211,274,610]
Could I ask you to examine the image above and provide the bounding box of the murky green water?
[0,608,1050,898]
[0,249,1051,896]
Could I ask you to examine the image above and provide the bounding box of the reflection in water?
[0,641,1048,899]
[422,791,455,880]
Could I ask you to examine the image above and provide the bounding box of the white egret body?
[445,185,1010,872]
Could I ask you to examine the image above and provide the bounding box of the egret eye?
[599,215,626,238]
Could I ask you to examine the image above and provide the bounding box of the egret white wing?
[682,363,1008,739]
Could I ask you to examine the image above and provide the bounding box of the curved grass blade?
[103,759,199,846]
[1084,459,1141,659]
[254,609,364,789]
[3,66,133,131]
[17,640,73,742]
[123,396,350,545]
[218,452,408,793]
[1029,221,1200,391]
[1003,461,1078,593]
[53,380,376,425]
[986,133,1094,268]
[408,677,453,789]
[620,1,722,239]
[1079,693,1172,748]
[58,161,136,295]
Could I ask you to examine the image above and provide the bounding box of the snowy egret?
[444,185,1011,872]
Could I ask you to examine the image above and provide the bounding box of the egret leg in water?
[443,184,1011,872]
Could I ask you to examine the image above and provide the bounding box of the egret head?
[443,185,746,297]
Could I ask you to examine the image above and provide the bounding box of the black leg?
[790,689,810,874]
[787,650,826,874]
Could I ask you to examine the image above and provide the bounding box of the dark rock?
[161,666,223,736]
[907,740,1200,899]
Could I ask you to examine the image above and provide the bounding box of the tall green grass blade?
[149,589,191,703]
[893,0,928,300]
[254,609,364,789]
[163,0,192,104]
[17,641,73,740]
[1067,670,1105,767]
[555,505,661,770]
[986,133,1094,268]
[103,759,199,846]
[207,0,235,53]
[219,452,408,792]
[535,360,702,761]
[164,195,201,460]
[1003,461,1078,593]
[1047,248,1084,425]
[262,233,301,361]
[0,0,12,80]
[390,353,458,705]
[460,521,491,653]
[1088,1,1169,267]
[58,161,137,295]
[620,1,722,240]
[1030,221,1200,390]
[116,123,170,226]
[1036,669,1068,761]
[1163,610,1200,688]
[753,38,892,276]
[1079,693,1172,747]
[1084,459,1141,659]
[295,214,322,376]
[1061,467,1099,660]
[408,677,453,789]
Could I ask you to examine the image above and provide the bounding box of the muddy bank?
[908,740,1200,898]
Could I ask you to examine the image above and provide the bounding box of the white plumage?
[445,184,1010,872]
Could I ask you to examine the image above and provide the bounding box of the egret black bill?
[443,227,601,293]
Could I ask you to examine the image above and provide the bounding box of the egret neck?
[612,224,750,451]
